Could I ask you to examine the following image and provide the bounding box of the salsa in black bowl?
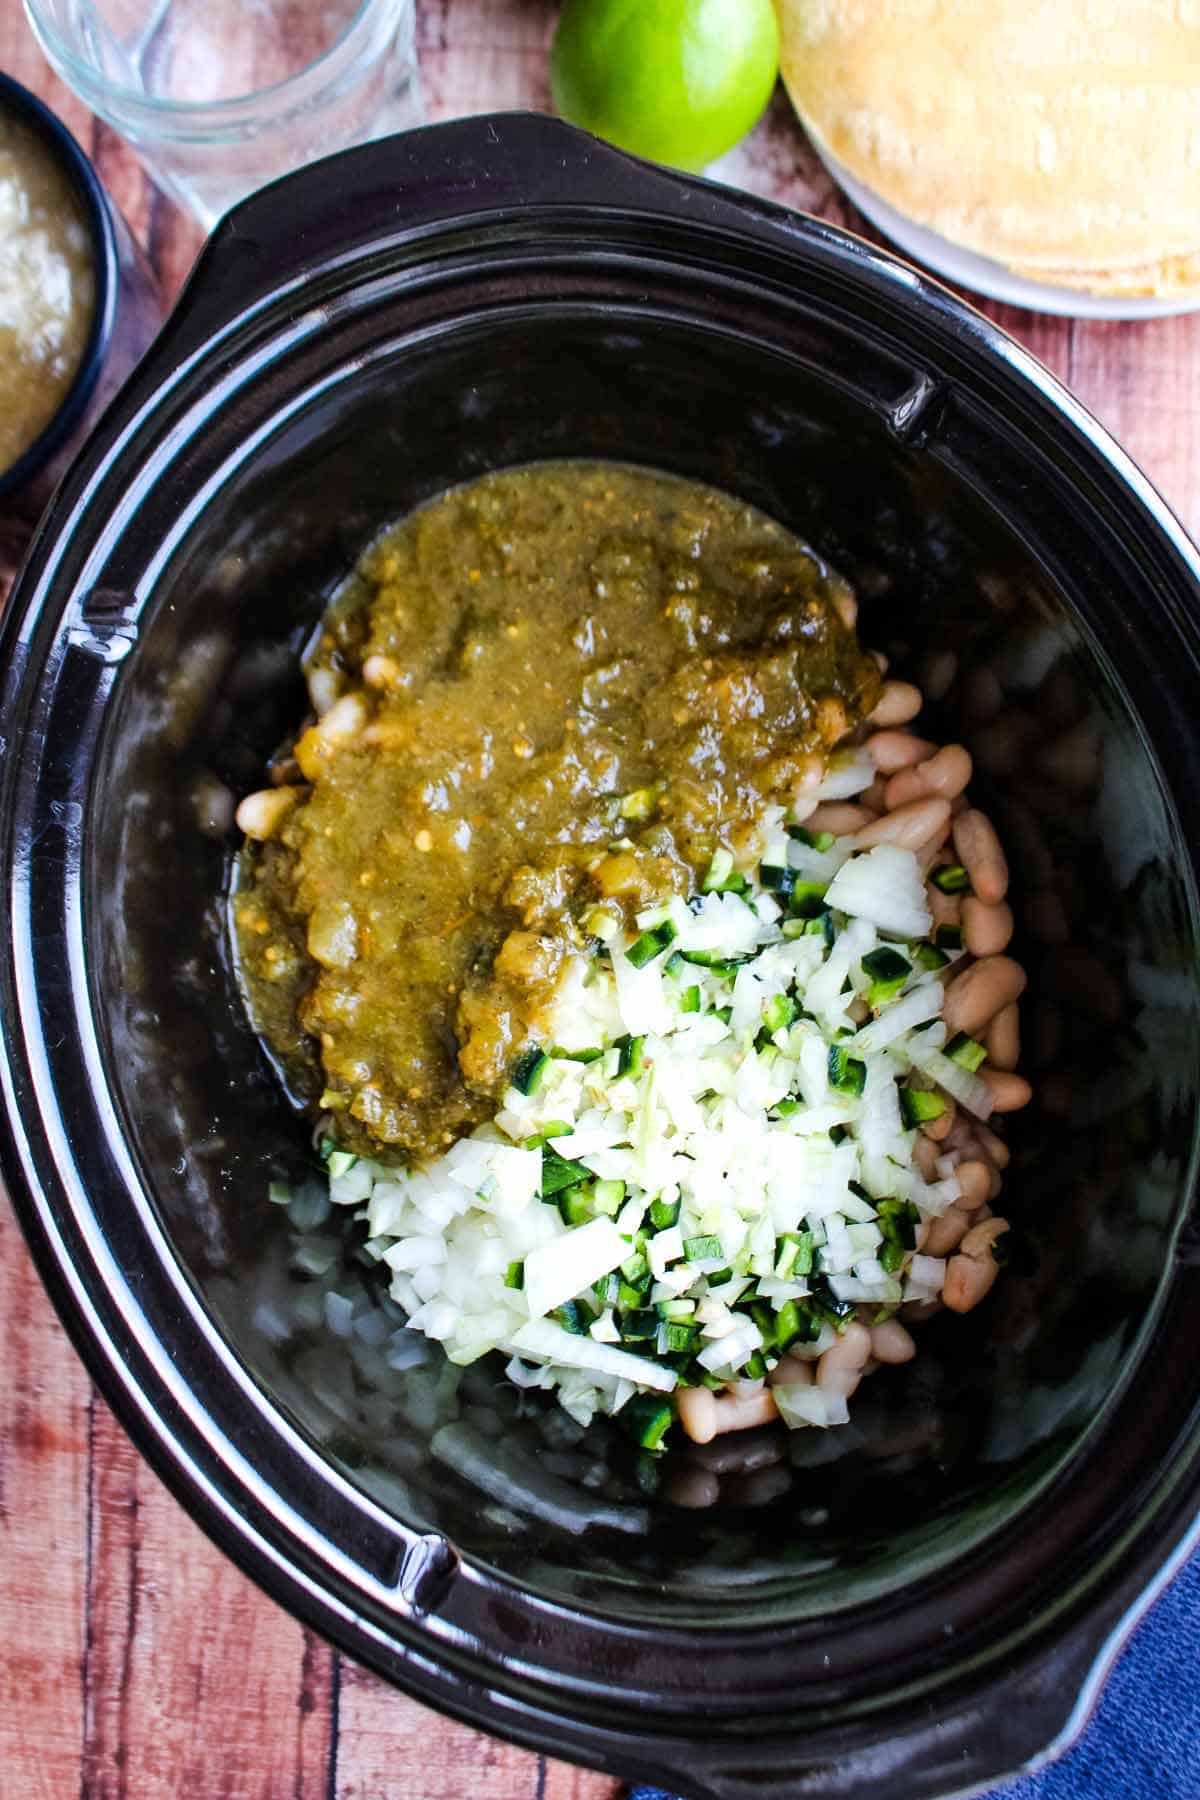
[0,71,159,526]
[1,115,1199,1800]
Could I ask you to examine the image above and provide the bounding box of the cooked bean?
[820,1322,871,1370]
[927,883,962,931]
[953,809,1009,903]
[979,1068,1032,1112]
[707,1387,779,1439]
[883,744,973,810]
[963,664,1004,723]
[922,650,958,702]
[923,1204,972,1257]
[943,955,1027,1036]
[807,802,878,834]
[817,1323,871,1398]
[832,585,858,630]
[865,730,936,774]
[961,1216,1010,1259]
[863,775,890,812]
[943,1217,1009,1313]
[691,1434,784,1474]
[193,776,235,838]
[1043,719,1102,790]
[944,1115,976,1155]
[973,714,1032,775]
[913,1134,940,1179]
[768,1354,813,1389]
[1038,664,1084,727]
[295,691,369,778]
[870,1320,916,1365]
[729,1465,793,1507]
[922,1098,956,1142]
[955,1160,993,1210]
[306,666,342,716]
[235,786,300,841]
[815,695,851,743]
[986,1002,1021,1071]
[917,833,953,876]
[665,1468,721,1509]
[972,1121,1012,1170]
[676,1386,717,1444]
[962,896,1014,957]
[867,679,923,727]
[943,1250,999,1313]
[900,1298,943,1325]
[855,796,951,852]
[362,653,404,690]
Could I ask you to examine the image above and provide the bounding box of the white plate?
[810,139,1200,321]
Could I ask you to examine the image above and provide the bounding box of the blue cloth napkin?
[629,1551,1200,1800]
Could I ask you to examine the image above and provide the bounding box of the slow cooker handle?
[153,112,829,367]
[664,1603,1138,1800]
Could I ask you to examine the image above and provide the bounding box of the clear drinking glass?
[23,0,423,228]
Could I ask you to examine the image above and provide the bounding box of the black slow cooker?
[2,115,1199,1799]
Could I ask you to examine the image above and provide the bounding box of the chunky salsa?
[234,463,880,1160]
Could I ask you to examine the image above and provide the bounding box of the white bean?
[954,1160,993,1210]
[883,744,972,810]
[854,796,951,851]
[870,1321,916,1365]
[953,808,1009,904]
[867,680,923,727]
[943,956,1027,1037]
[235,786,299,840]
[816,1322,871,1397]
[979,1069,1033,1113]
[865,730,936,773]
[985,1003,1021,1071]
[962,897,1014,957]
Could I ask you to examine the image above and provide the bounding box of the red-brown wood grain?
[0,1205,89,1800]
[1,1,1199,1794]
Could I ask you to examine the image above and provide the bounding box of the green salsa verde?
[234,462,880,1161]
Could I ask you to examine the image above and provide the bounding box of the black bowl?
[2,115,1199,1799]
[0,72,161,523]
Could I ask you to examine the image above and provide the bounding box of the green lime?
[550,0,780,174]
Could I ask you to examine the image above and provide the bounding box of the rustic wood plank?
[83,1403,335,1799]
[334,1656,546,1799]
[1065,316,1200,539]
[418,0,555,119]
[541,1756,625,1800]
[0,1200,90,1800]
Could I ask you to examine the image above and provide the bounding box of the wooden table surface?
[2,3,1199,1796]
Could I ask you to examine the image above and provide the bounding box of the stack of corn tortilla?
[776,0,1200,297]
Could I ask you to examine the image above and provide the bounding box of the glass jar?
[23,0,423,229]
